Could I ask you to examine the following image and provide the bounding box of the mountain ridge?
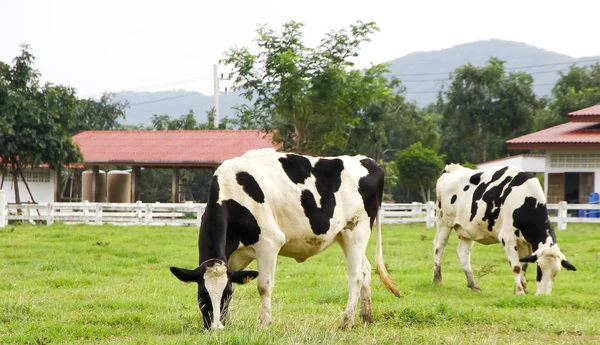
[115,39,600,125]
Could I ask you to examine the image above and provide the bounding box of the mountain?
[115,39,600,125]
[387,39,600,105]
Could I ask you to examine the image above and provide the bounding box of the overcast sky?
[1,0,598,97]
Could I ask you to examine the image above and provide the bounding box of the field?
[1,222,599,345]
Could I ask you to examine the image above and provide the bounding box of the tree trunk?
[11,165,21,204]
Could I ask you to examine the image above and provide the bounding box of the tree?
[221,20,395,155]
[0,45,82,203]
[547,64,600,126]
[438,58,540,164]
[395,142,445,202]
[341,79,440,160]
[72,93,128,135]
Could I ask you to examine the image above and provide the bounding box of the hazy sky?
[2,0,598,97]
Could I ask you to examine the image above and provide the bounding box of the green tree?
[341,79,440,160]
[547,64,600,125]
[221,20,394,155]
[438,58,539,164]
[0,45,82,203]
[72,93,128,134]
[395,142,445,202]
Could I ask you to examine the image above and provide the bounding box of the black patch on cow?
[358,158,385,228]
[236,172,265,203]
[478,176,513,230]
[501,239,506,246]
[301,190,330,235]
[298,158,345,235]
[463,185,470,191]
[198,176,261,264]
[441,169,447,175]
[451,195,457,204]
[515,229,521,237]
[491,167,509,182]
[222,199,261,249]
[537,266,543,282]
[435,248,439,255]
[514,246,517,251]
[512,197,556,251]
[279,154,313,184]
[469,172,483,185]
[470,167,537,231]
[438,201,441,209]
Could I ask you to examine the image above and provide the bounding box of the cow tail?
[375,208,403,298]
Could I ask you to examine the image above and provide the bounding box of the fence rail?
[0,191,599,230]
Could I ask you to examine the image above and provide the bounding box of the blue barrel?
[588,192,599,218]
[578,209,586,217]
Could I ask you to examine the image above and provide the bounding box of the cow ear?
[520,254,538,263]
[170,266,201,283]
[230,270,259,284]
[561,260,576,271]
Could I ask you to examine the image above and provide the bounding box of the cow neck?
[198,176,229,265]
[198,202,229,265]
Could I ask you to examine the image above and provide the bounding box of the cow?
[170,148,401,330]
[433,163,576,295]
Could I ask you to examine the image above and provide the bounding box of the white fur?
[204,264,228,329]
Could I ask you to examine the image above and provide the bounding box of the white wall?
[477,154,546,172]
[1,168,56,203]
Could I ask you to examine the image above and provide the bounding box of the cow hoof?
[470,286,481,292]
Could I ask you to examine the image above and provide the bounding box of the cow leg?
[457,238,480,291]
[254,247,279,327]
[359,255,372,325]
[433,222,451,284]
[338,222,370,329]
[517,243,532,294]
[502,237,526,295]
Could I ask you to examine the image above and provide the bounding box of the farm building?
[1,166,58,203]
[70,129,279,203]
[501,104,600,205]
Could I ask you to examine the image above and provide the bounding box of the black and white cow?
[433,163,576,295]
[170,148,401,330]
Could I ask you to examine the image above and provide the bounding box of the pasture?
[1,223,599,345]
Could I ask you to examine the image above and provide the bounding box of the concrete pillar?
[172,167,180,203]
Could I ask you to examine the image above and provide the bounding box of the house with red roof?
[71,130,279,203]
[504,104,600,205]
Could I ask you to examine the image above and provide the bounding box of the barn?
[482,104,600,206]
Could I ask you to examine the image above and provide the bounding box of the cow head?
[520,243,576,295]
[170,261,258,330]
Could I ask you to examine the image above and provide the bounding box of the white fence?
[0,190,598,230]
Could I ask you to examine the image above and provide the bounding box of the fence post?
[83,200,89,225]
[136,201,143,225]
[0,190,5,228]
[558,201,567,231]
[145,204,152,224]
[47,203,54,226]
[95,203,103,225]
[425,201,436,229]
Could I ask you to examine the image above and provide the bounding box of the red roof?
[506,122,600,150]
[568,104,600,122]
[72,130,280,167]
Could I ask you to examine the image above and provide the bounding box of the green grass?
[1,222,599,344]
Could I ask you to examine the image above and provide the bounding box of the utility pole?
[213,64,220,128]
[213,64,230,128]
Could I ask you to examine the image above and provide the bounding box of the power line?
[403,82,557,95]
[129,93,199,106]
[385,58,600,77]
[126,59,600,107]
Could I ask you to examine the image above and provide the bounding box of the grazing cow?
[433,163,576,295]
[170,148,401,330]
